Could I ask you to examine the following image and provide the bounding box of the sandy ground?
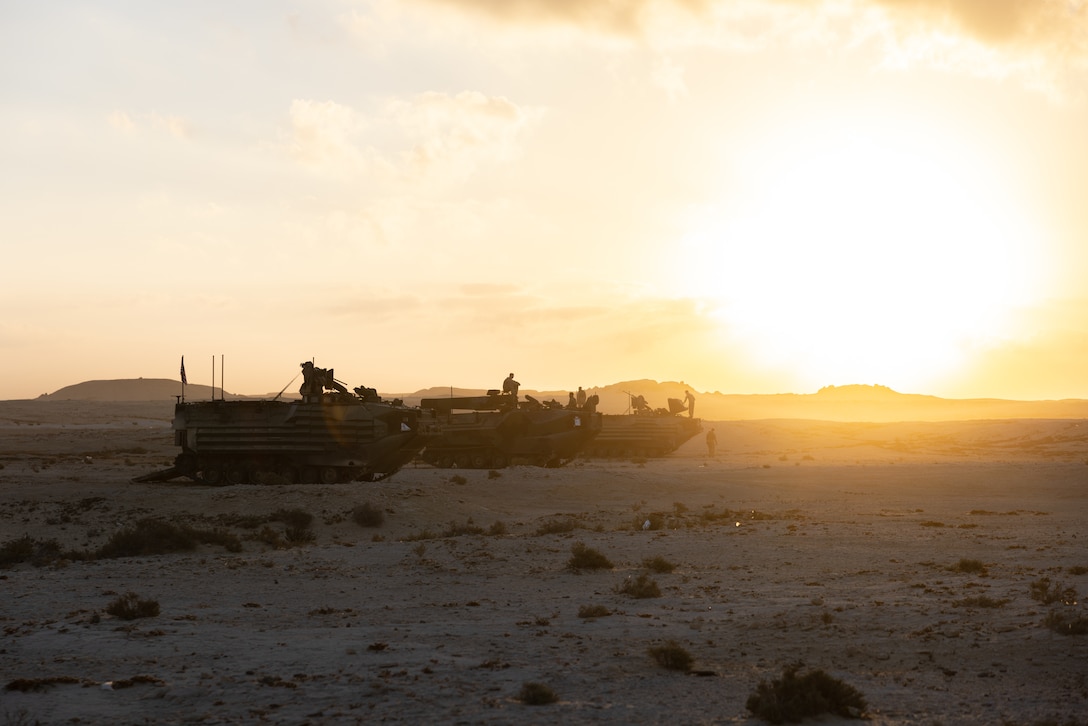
[1,401,1087,725]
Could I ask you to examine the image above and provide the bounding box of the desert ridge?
[32,378,1088,422]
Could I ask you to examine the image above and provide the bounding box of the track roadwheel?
[471,454,489,469]
[202,467,224,486]
[319,467,339,485]
[226,466,247,486]
[490,453,507,469]
[436,455,454,469]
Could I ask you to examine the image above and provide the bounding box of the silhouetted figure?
[568,392,577,409]
[585,393,599,413]
[632,394,650,414]
[706,428,717,457]
[503,373,520,400]
[684,390,696,418]
[300,361,347,398]
[576,386,586,408]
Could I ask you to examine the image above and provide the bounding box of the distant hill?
[28,378,1088,422]
[41,379,239,402]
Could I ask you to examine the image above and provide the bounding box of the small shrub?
[568,542,614,571]
[615,573,661,598]
[97,519,197,558]
[536,519,579,536]
[351,503,384,528]
[746,663,867,724]
[517,682,558,705]
[271,508,313,531]
[1044,610,1088,635]
[0,535,73,568]
[488,521,508,536]
[577,604,612,619]
[106,592,160,620]
[449,474,467,485]
[642,555,676,573]
[284,525,315,545]
[1068,566,1088,576]
[952,596,1009,608]
[648,640,693,672]
[487,470,501,479]
[1031,577,1078,606]
[949,558,987,575]
[443,519,485,537]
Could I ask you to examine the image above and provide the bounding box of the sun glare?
[681,121,1045,391]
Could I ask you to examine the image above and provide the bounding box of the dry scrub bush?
[352,503,384,528]
[568,542,614,571]
[746,663,867,724]
[577,604,612,619]
[949,558,987,575]
[106,592,160,620]
[1044,610,1088,636]
[952,596,1009,608]
[0,535,75,568]
[536,518,580,536]
[642,555,676,573]
[1031,577,1078,606]
[449,474,467,485]
[648,640,693,672]
[517,682,558,705]
[442,519,485,537]
[616,574,661,598]
[98,518,241,558]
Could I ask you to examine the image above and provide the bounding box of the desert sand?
[1,400,1086,724]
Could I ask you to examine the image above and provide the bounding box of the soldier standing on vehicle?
[576,386,586,408]
[684,390,696,418]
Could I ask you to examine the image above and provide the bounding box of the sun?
[679,118,1045,392]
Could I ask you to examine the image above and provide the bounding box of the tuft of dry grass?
[1031,577,1078,606]
[351,502,384,528]
[746,663,867,724]
[568,542,614,571]
[648,640,693,672]
[105,592,160,620]
[642,555,676,573]
[949,558,987,575]
[577,604,612,619]
[517,682,558,705]
[615,573,660,598]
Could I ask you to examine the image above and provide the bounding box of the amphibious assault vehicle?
[581,394,702,458]
[418,391,601,469]
[134,365,431,485]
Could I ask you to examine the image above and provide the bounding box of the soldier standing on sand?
[706,428,717,457]
[684,390,696,418]
[576,386,586,408]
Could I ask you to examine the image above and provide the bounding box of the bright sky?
[2,0,1087,401]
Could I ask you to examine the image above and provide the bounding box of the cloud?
[107,110,193,139]
[412,0,1088,96]
[287,92,537,184]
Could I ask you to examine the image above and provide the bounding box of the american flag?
[180,356,187,385]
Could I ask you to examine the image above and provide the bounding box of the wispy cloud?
[414,0,1088,97]
[286,91,538,184]
[108,110,193,139]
